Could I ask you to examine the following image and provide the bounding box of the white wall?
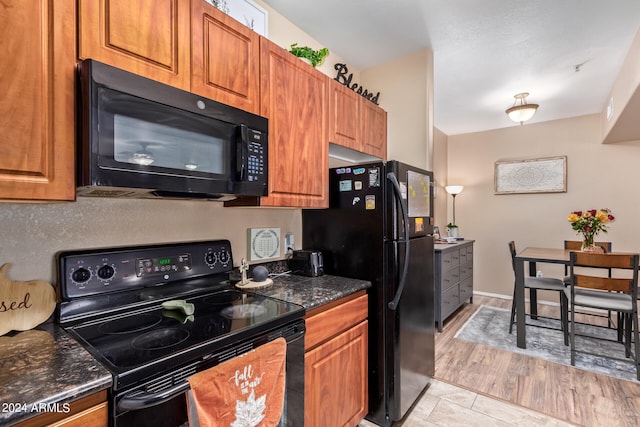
[448,114,640,299]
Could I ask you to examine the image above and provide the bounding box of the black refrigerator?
[302,160,435,426]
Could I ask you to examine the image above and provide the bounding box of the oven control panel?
[58,240,233,299]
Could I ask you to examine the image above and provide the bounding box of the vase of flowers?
[567,208,615,253]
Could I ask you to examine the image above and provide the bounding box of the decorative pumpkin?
[0,263,56,336]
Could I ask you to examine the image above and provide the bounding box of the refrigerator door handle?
[386,172,410,311]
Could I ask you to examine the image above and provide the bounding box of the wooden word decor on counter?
[0,264,56,336]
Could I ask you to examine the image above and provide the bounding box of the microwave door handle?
[117,381,190,411]
[386,172,410,311]
[236,124,249,180]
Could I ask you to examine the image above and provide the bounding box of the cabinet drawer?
[441,267,460,289]
[440,250,460,269]
[441,285,460,320]
[460,264,473,281]
[459,248,467,264]
[459,278,473,303]
[465,245,474,263]
[305,294,368,350]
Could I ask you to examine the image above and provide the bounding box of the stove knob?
[97,265,115,280]
[71,268,91,283]
[204,251,216,266]
[218,249,230,266]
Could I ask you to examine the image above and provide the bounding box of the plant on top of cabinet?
[289,43,330,67]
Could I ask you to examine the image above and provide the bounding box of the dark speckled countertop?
[236,272,371,311]
[0,273,369,426]
[0,323,111,426]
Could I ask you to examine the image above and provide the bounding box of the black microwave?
[77,59,268,201]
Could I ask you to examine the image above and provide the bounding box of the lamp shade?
[506,93,538,124]
[445,185,464,195]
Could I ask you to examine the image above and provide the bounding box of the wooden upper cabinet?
[191,2,260,114]
[329,80,361,150]
[329,79,388,159]
[259,38,329,208]
[361,100,387,159]
[78,0,190,89]
[0,0,76,201]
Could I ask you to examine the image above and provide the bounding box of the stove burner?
[98,314,162,334]
[202,291,242,305]
[131,328,190,350]
[221,303,267,320]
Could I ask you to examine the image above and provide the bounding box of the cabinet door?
[305,321,368,427]
[361,100,387,159]
[0,0,75,201]
[329,80,360,150]
[260,38,328,208]
[78,0,190,89]
[191,1,260,114]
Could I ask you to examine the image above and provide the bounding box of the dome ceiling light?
[505,92,539,124]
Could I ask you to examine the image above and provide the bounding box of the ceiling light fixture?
[505,92,539,124]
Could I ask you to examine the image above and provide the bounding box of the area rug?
[454,305,638,382]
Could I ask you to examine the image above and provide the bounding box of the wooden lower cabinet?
[304,292,368,427]
[14,390,108,427]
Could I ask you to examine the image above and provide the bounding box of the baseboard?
[472,291,612,315]
[473,290,560,307]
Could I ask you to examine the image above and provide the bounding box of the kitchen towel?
[187,338,287,427]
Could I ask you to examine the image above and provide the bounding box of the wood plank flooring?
[434,295,640,427]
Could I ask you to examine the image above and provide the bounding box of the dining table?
[514,247,572,348]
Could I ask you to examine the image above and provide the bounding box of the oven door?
[113,320,305,427]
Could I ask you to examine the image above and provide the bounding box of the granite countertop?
[0,323,112,426]
[239,273,371,312]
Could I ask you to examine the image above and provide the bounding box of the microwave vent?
[77,187,146,198]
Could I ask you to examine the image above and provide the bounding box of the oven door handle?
[117,382,190,412]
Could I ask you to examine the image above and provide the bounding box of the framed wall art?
[494,156,567,194]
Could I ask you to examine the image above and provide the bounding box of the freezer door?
[388,235,435,421]
[386,161,434,239]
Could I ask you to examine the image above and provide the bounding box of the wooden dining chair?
[563,252,640,380]
[508,241,567,334]
[563,240,619,335]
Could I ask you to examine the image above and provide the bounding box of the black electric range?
[56,240,305,426]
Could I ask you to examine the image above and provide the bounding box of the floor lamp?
[445,186,464,234]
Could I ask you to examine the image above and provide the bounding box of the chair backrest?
[508,241,517,273]
[564,240,613,276]
[564,240,612,252]
[569,252,639,296]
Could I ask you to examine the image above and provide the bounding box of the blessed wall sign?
[334,63,381,105]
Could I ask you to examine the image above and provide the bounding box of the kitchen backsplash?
[0,197,301,284]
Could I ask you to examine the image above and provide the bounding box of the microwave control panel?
[240,128,267,185]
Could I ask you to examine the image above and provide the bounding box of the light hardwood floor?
[435,295,640,426]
